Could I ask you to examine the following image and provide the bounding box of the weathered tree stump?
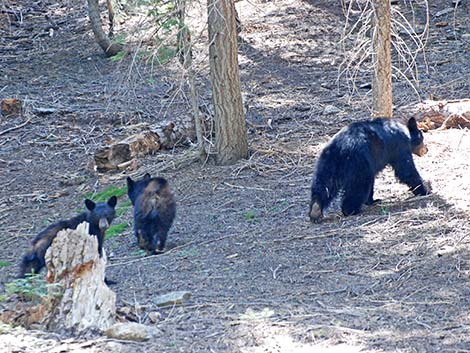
[399,99,470,131]
[43,222,116,332]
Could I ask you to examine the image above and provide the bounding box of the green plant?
[110,50,127,62]
[131,249,146,257]
[244,209,258,222]
[105,222,129,240]
[156,45,175,65]
[84,185,128,202]
[5,275,62,304]
[0,261,11,267]
[116,200,132,216]
[146,0,178,31]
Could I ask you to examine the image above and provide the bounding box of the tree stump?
[43,222,116,332]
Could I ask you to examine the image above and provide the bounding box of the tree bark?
[44,222,116,332]
[176,0,207,161]
[372,0,392,118]
[106,0,115,38]
[87,0,123,57]
[207,0,248,165]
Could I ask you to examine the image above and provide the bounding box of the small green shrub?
[0,261,11,267]
[5,275,62,304]
[110,50,127,62]
[244,209,258,222]
[131,249,146,257]
[84,185,128,202]
[105,222,129,240]
[116,200,132,216]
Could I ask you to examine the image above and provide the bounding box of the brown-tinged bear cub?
[19,196,117,277]
[127,173,176,255]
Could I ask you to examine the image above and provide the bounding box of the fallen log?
[398,99,470,131]
[93,121,196,172]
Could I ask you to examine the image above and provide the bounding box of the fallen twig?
[0,118,31,136]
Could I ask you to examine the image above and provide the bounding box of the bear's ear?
[407,117,418,131]
[85,199,96,211]
[143,173,151,181]
[107,195,117,208]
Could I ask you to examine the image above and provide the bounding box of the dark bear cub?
[309,117,430,223]
[127,173,176,255]
[19,196,117,277]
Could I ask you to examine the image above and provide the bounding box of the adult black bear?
[309,117,430,223]
[127,173,176,255]
[19,196,117,277]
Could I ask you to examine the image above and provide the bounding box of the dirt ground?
[1,0,470,352]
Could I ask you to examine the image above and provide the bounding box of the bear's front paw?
[423,180,432,195]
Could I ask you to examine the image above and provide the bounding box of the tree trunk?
[207,0,248,165]
[176,0,207,161]
[87,0,123,57]
[372,0,392,118]
[106,0,115,38]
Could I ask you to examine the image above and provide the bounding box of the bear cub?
[309,117,430,223]
[19,196,117,277]
[127,173,176,255]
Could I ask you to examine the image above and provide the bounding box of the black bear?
[19,196,117,277]
[309,117,430,223]
[127,173,176,255]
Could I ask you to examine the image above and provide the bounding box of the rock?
[105,322,157,342]
[322,105,341,115]
[148,311,161,323]
[152,291,191,307]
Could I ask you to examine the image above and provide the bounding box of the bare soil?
[1,0,470,352]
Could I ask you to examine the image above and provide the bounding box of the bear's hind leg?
[341,175,373,216]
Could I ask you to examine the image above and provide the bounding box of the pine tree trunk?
[207,0,248,165]
[87,0,123,57]
[372,0,392,118]
[177,0,207,161]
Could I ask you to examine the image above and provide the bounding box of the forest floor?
[1,0,470,352]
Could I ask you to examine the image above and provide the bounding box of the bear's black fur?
[19,196,117,277]
[127,173,176,255]
[309,117,430,223]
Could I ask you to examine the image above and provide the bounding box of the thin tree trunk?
[87,0,123,57]
[372,0,392,118]
[207,0,248,165]
[176,0,207,161]
[106,0,115,38]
